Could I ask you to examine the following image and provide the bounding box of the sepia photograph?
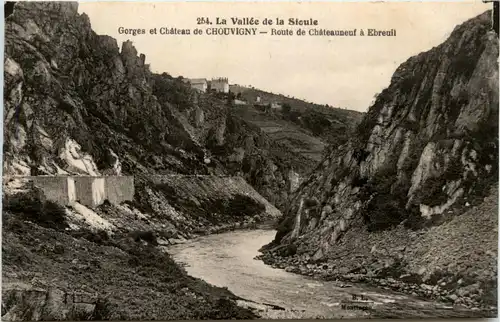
[2,0,499,320]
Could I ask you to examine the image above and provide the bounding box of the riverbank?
[256,188,498,317]
[168,219,277,245]
[1,180,283,320]
[2,210,258,320]
[256,250,496,317]
[169,228,495,319]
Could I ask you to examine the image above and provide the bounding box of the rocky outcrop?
[262,11,498,309]
[2,283,98,321]
[203,112,312,210]
[4,1,206,176]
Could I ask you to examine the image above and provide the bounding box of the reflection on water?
[169,229,490,319]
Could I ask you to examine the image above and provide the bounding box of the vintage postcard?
[2,0,498,320]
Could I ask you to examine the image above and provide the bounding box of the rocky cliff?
[4,2,201,176]
[260,11,498,310]
[3,1,329,211]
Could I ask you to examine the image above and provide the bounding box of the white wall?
[91,177,106,207]
[68,177,76,204]
[32,176,134,209]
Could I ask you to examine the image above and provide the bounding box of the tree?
[282,103,292,114]
[226,91,236,107]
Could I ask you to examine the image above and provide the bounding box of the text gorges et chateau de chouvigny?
[118,16,397,37]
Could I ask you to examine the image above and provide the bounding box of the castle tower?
[211,77,229,93]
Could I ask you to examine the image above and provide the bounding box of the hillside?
[259,10,498,314]
[230,84,363,148]
[229,104,326,162]
[150,78,315,209]
[2,210,258,320]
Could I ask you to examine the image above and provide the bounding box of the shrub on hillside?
[403,205,426,230]
[125,242,184,276]
[3,187,68,230]
[303,197,319,208]
[130,230,159,246]
[282,103,292,114]
[71,228,111,246]
[363,193,408,231]
[416,177,450,207]
[152,73,193,111]
[359,166,409,231]
[300,111,332,136]
[273,215,295,244]
[90,297,115,321]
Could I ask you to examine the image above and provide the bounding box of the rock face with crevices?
[3,1,205,177]
[261,11,498,309]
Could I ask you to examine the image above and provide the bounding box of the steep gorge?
[260,10,498,310]
[3,2,498,319]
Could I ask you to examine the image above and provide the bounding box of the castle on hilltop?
[210,77,229,93]
[185,77,229,93]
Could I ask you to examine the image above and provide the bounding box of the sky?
[78,2,491,112]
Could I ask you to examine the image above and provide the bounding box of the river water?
[168,229,491,319]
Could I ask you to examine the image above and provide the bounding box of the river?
[168,229,491,319]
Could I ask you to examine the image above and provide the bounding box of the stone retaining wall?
[26,176,134,208]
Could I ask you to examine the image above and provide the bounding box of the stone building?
[186,78,208,92]
[210,77,229,93]
[270,102,282,109]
